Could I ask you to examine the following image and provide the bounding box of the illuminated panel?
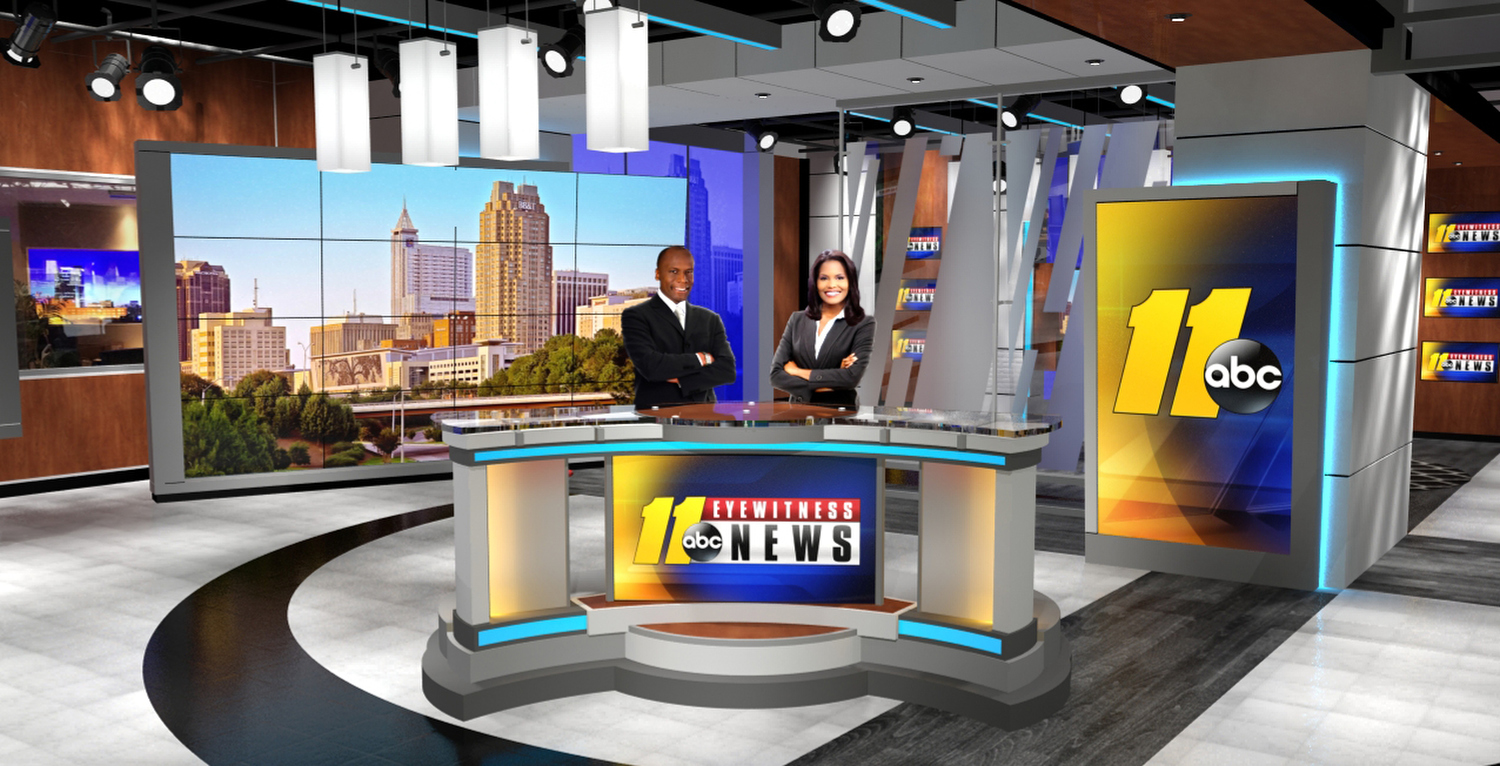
[1424,278,1500,318]
[1420,341,1499,383]
[612,454,879,603]
[1095,196,1298,554]
[1428,212,1500,253]
[476,616,587,647]
[898,620,1003,654]
[487,460,568,620]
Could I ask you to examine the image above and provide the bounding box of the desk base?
[422,596,1071,731]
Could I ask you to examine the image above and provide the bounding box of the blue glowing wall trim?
[849,111,889,123]
[1027,113,1082,130]
[474,440,1008,467]
[848,111,961,136]
[1175,173,1344,591]
[287,0,478,38]
[1145,95,1176,109]
[647,17,778,50]
[477,616,587,646]
[898,620,1003,654]
[858,0,954,28]
[967,99,998,109]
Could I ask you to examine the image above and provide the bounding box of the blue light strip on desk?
[477,616,587,647]
[898,620,1003,654]
[473,440,1007,467]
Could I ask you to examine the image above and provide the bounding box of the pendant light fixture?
[314,52,371,172]
[400,36,459,166]
[585,3,649,153]
[479,25,540,161]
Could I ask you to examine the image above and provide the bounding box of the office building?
[475,181,553,353]
[309,313,399,357]
[553,270,609,336]
[390,203,475,339]
[575,290,651,339]
[175,260,231,363]
[187,307,288,390]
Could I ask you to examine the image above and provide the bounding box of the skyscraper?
[475,182,553,353]
[176,260,231,362]
[552,270,609,336]
[672,155,714,307]
[390,203,475,339]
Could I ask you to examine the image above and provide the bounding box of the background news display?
[1424,278,1500,318]
[906,227,942,260]
[611,454,879,603]
[896,280,936,311]
[1428,213,1500,253]
[891,329,926,360]
[1095,195,1298,555]
[169,153,697,478]
[1421,341,1499,382]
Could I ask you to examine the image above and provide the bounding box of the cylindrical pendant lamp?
[400,38,459,166]
[479,25,540,161]
[585,5,649,153]
[313,52,372,173]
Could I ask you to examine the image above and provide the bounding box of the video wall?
[169,153,701,477]
[1094,195,1298,555]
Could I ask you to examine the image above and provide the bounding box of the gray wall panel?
[1327,443,1410,589]
[809,173,842,218]
[0,220,18,439]
[1340,246,1422,361]
[1328,348,1417,478]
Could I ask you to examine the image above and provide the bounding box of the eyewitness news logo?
[1421,341,1500,382]
[1425,278,1500,318]
[906,227,943,260]
[633,496,861,566]
[897,279,936,311]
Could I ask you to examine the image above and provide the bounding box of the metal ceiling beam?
[1302,0,1394,50]
[637,0,783,50]
[196,23,407,64]
[106,0,335,41]
[1409,69,1500,149]
[52,0,267,43]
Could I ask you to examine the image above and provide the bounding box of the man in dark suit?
[621,246,737,409]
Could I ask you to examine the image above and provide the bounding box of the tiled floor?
[287,495,1148,766]
[1412,451,1500,543]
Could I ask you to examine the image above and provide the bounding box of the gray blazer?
[769,311,875,407]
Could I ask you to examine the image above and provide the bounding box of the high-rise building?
[428,311,476,347]
[710,246,744,317]
[310,313,399,357]
[553,270,609,336]
[673,155,714,306]
[390,203,475,339]
[475,182,553,353]
[189,307,288,390]
[575,291,651,339]
[176,260,231,362]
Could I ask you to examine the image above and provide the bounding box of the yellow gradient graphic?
[633,496,674,565]
[662,497,705,564]
[1170,287,1251,418]
[1114,289,1188,415]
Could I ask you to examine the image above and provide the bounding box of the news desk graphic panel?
[1421,341,1499,383]
[1095,195,1299,555]
[1424,278,1500,318]
[897,280,937,311]
[612,454,879,603]
[1429,213,1500,254]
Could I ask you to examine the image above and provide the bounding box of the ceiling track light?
[891,106,915,138]
[5,2,56,68]
[1119,84,1145,106]
[751,122,778,153]
[539,23,585,78]
[136,44,183,111]
[1000,94,1040,130]
[86,53,130,101]
[814,0,861,43]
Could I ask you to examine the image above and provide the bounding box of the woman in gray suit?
[770,250,875,407]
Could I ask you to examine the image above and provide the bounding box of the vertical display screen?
[1429,213,1500,253]
[1421,341,1498,382]
[612,454,878,602]
[1095,196,1298,554]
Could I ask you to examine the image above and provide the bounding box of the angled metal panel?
[861,136,929,409]
[1042,124,1106,314]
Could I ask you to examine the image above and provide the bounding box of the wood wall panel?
[773,156,803,337]
[0,373,148,482]
[1414,166,1500,436]
[0,38,313,176]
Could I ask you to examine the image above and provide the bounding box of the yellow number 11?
[632,496,706,565]
[1113,288,1252,419]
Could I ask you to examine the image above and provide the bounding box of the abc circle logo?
[680,522,723,562]
[1204,339,1283,415]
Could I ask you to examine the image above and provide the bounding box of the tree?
[233,369,287,399]
[180,372,223,402]
[272,448,293,470]
[251,379,289,422]
[423,424,443,443]
[271,395,302,437]
[478,368,510,397]
[181,398,277,477]
[372,427,400,457]
[288,443,311,466]
[299,393,340,443]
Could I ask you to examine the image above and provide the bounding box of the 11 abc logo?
[1203,339,1282,415]
[680,522,723,562]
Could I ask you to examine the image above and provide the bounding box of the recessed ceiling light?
[1455,161,1463,165]
[755,92,770,99]
[907,76,925,84]
[1086,58,1104,67]
[1166,12,1190,22]
[1434,150,1443,156]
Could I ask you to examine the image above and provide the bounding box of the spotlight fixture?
[907,76,925,84]
[891,106,915,138]
[1085,58,1104,67]
[756,129,778,153]
[5,2,56,68]
[372,47,401,98]
[755,92,770,99]
[814,0,861,43]
[1456,161,1464,166]
[1119,84,1145,105]
[1000,94,1040,130]
[1166,12,1191,22]
[135,45,182,111]
[539,23,585,78]
[1434,150,1443,156]
[86,53,130,101]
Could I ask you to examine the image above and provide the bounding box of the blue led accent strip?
[858,0,954,28]
[966,98,998,109]
[848,111,889,123]
[477,615,587,647]
[898,620,1003,654]
[473,440,1007,467]
[848,111,960,136]
[648,16,778,50]
[287,0,478,38]
[1144,95,1176,109]
[1026,113,1082,130]
[1175,173,1346,591]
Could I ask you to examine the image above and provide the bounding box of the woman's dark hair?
[805,250,865,325]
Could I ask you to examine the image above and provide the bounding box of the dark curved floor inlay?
[142,503,615,766]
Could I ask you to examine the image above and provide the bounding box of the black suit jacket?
[769,311,875,407]
[621,295,737,409]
